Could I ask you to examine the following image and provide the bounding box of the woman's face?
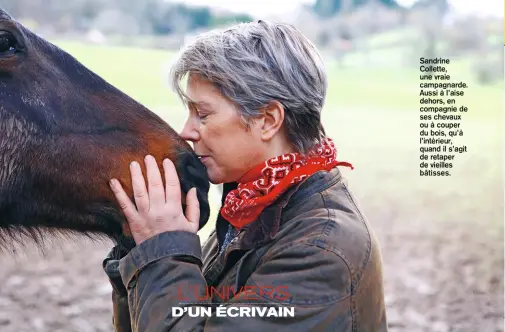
[179,74,265,184]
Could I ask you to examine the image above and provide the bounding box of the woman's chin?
[208,175,225,185]
[207,168,228,185]
[206,168,219,184]
[209,177,220,185]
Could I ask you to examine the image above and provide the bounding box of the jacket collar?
[217,168,343,250]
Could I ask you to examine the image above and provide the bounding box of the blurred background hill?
[1,0,503,84]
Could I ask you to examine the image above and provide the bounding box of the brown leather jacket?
[103,168,388,331]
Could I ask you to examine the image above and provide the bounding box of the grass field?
[15,40,501,330]
[52,40,502,120]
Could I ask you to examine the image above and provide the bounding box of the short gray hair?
[169,20,328,155]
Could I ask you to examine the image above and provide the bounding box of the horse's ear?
[0,9,11,20]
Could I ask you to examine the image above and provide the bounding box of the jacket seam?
[304,242,356,328]
[316,190,358,331]
[134,248,202,273]
[248,276,352,307]
[250,241,354,305]
[120,232,203,289]
[250,249,353,307]
[131,277,139,328]
[256,240,298,266]
[341,182,373,288]
[317,193,356,275]
[262,216,358,273]
[306,240,356,330]
[341,183,371,332]
[283,171,341,215]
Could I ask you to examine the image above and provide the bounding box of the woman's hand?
[109,155,200,245]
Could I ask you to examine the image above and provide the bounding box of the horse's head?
[0,9,210,249]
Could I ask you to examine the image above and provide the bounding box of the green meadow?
[54,40,502,121]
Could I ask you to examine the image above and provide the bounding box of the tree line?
[0,0,454,36]
[0,0,254,35]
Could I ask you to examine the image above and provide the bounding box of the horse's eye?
[0,33,16,56]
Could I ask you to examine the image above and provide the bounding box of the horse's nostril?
[177,152,210,229]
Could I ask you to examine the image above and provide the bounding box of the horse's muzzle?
[176,151,211,229]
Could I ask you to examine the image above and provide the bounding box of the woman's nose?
[180,119,200,142]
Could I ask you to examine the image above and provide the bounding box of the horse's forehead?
[0,9,11,20]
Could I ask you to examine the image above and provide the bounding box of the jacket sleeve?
[103,246,133,332]
[118,231,354,332]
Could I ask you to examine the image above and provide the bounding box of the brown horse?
[0,9,210,251]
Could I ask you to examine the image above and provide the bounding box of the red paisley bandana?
[220,138,354,229]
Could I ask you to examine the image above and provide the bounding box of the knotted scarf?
[220,138,353,229]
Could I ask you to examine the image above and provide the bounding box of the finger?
[163,158,182,205]
[109,178,141,224]
[144,155,166,207]
[130,161,149,213]
[185,187,200,230]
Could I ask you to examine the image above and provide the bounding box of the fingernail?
[145,155,153,161]
[110,179,117,187]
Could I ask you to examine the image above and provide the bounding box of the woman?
[103,20,388,332]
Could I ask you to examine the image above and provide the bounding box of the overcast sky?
[167,0,503,18]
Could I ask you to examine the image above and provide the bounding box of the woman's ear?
[260,101,285,141]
